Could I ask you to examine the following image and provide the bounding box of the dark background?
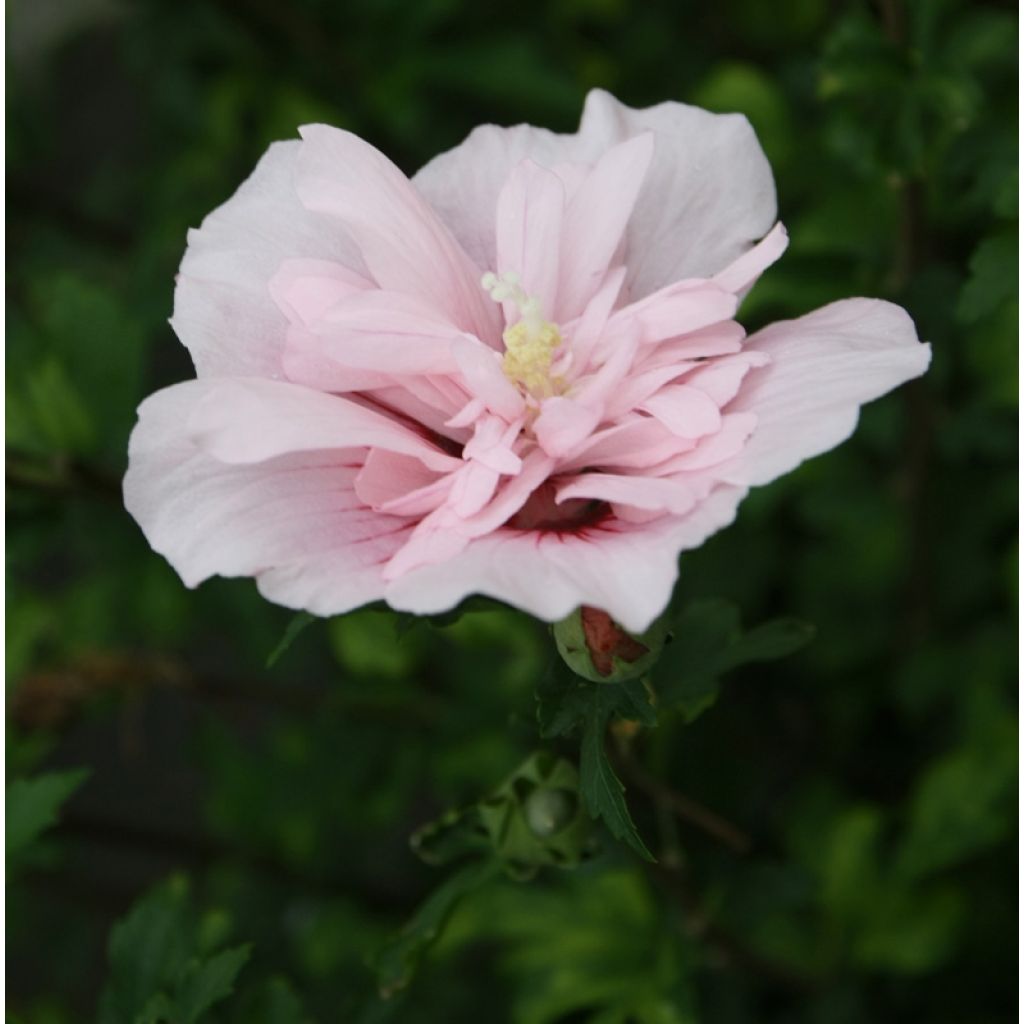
[6,0,1017,1021]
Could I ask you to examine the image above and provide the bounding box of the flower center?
[482,271,563,399]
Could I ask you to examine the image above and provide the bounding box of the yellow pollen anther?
[482,271,564,398]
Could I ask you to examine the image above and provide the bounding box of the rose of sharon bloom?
[124,90,930,632]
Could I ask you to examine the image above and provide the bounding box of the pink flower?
[124,90,930,632]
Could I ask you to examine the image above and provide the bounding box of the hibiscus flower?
[124,90,930,632]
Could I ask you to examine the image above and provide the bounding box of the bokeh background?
[6,0,1017,1021]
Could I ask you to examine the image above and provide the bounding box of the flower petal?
[316,291,463,375]
[296,124,501,343]
[495,159,565,319]
[185,377,461,471]
[451,337,525,421]
[124,381,408,613]
[172,141,367,377]
[556,133,655,320]
[577,89,777,297]
[713,221,789,295]
[641,384,723,438]
[718,299,931,486]
[384,484,747,632]
[413,121,596,272]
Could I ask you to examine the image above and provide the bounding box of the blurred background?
[6,0,1017,1021]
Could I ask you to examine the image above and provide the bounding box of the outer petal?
[296,124,500,343]
[184,377,462,472]
[718,299,931,486]
[123,381,409,614]
[384,484,747,632]
[172,141,366,378]
[577,89,777,296]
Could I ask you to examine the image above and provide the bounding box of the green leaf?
[266,612,316,668]
[6,768,88,861]
[896,715,1016,880]
[453,868,696,1023]
[373,859,500,998]
[580,691,654,862]
[99,876,194,1024]
[654,600,814,718]
[958,231,1018,323]
[175,945,252,1023]
[538,664,656,740]
[329,607,425,678]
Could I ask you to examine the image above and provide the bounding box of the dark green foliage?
[6,0,1016,1021]
[653,599,815,721]
[6,768,88,876]
[97,876,252,1024]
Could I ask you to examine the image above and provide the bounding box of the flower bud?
[553,606,670,683]
[524,787,578,839]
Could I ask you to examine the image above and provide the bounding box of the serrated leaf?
[374,859,500,998]
[612,679,658,729]
[958,231,1018,323]
[721,618,816,668]
[410,805,490,867]
[266,612,316,668]
[6,767,88,860]
[176,944,252,1023]
[538,666,656,740]
[99,876,194,1024]
[580,694,654,862]
[536,661,593,739]
[654,600,813,716]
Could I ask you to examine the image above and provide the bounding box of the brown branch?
[613,743,752,855]
[9,649,440,733]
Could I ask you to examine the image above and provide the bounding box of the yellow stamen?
[482,271,564,399]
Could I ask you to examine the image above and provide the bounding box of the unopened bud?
[553,606,670,683]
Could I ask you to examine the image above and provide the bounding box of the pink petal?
[172,141,368,377]
[185,377,461,472]
[412,121,600,272]
[296,124,501,343]
[533,397,602,458]
[564,266,627,379]
[462,415,523,475]
[604,363,701,420]
[555,472,711,515]
[577,89,777,297]
[451,337,525,421]
[713,222,789,295]
[269,258,373,326]
[717,299,931,486]
[641,384,723,438]
[612,280,738,347]
[281,325,393,393]
[649,413,758,473]
[353,449,445,511]
[558,417,692,474]
[316,291,463,375]
[681,351,771,406]
[557,133,655,320]
[383,484,747,632]
[633,323,746,372]
[124,381,407,614]
[495,159,565,319]
[382,451,555,579]
[449,461,501,517]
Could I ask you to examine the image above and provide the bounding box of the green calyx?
[553,606,671,683]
